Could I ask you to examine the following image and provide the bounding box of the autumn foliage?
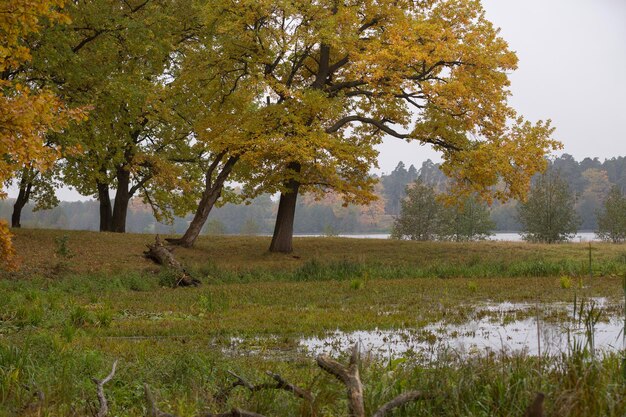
[1,0,562,263]
[0,0,83,269]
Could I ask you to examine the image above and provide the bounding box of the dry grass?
[9,228,626,276]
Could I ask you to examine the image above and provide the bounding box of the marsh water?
[228,298,625,359]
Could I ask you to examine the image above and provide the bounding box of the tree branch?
[91,360,118,417]
[371,391,433,417]
[316,344,365,417]
[325,115,461,151]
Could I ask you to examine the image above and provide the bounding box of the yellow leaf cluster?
[0,0,81,269]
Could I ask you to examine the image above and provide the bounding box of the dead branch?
[227,370,257,391]
[316,344,365,417]
[265,371,314,403]
[145,382,267,417]
[144,235,200,287]
[91,360,117,417]
[371,391,433,417]
[216,370,315,415]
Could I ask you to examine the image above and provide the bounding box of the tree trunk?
[269,163,301,253]
[167,155,239,248]
[97,181,113,232]
[144,235,199,287]
[11,180,32,228]
[111,167,130,233]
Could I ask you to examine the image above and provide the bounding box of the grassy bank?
[1,229,625,416]
[7,228,626,279]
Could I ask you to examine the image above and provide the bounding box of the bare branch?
[328,54,349,74]
[371,391,433,417]
[324,115,461,151]
[226,370,256,391]
[316,344,365,417]
[219,369,314,411]
[327,80,367,93]
[265,371,314,403]
[324,115,409,139]
[358,17,380,33]
[91,360,117,417]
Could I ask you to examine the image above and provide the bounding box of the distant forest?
[2,154,625,235]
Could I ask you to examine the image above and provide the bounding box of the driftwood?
[215,370,316,416]
[80,350,545,417]
[317,344,432,417]
[144,235,200,287]
[145,345,430,417]
[91,360,117,417]
[220,370,314,403]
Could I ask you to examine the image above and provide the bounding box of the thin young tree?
[438,195,495,241]
[596,186,626,243]
[518,171,580,243]
[391,180,441,241]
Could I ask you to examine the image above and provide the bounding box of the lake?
[295,232,600,242]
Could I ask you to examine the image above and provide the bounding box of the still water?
[295,232,600,242]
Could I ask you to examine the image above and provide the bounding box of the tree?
[30,0,202,233]
[8,165,59,228]
[439,195,495,241]
[0,0,83,269]
[381,162,418,215]
[576,168,611,230]
[391,180,440,241]
[202,0,559,253]
[517,171,580,243]
[596,186,626,243]
[391,180,493,241]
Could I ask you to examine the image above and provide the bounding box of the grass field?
[1,229,625,416]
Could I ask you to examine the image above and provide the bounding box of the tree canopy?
[517,171,580,244]
[1,0,564,265]
[0,0,84,268]
[596,186,626,243]
[191,0,559,252]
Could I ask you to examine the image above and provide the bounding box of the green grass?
[1,229,625,416]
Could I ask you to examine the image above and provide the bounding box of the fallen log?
[144,235,200,287]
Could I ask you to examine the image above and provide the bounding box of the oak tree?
[201,0,560,253]
[31,0,202,233]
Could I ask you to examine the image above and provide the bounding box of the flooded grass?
[1,231,626,415]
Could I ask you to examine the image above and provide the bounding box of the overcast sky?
[376,0,626,174]
[10,0,626,200]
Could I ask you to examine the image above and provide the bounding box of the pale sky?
[9,0,626,200]
[376,0,626,174]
